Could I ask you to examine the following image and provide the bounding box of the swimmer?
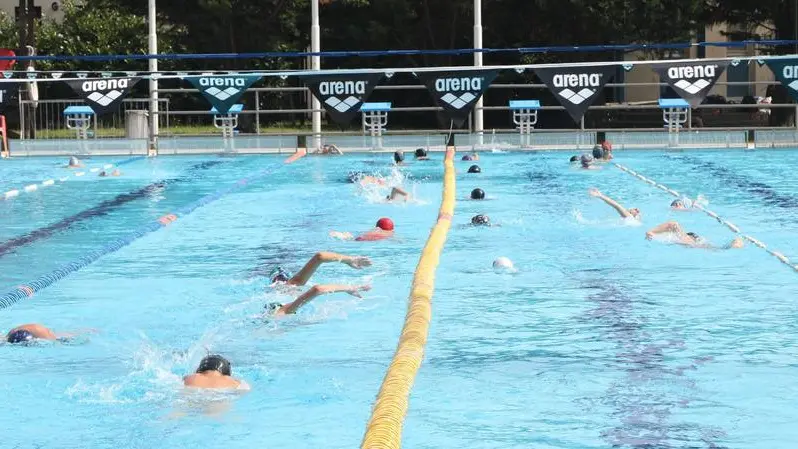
[386,187,410,202]
[580,154,599,170]
[316,144,343,155]
[461,152,479,161]
[183,354,245,390]
[393,151,405,165]
[670,199,695,210]
[588,188,640,220]
[592,145,604,160]
[493,257,516,273]
[645,221,744,249]
[467,164,481,174]
[470,188,485,200]
[66,156,83,168]
[414,148,429,160]
[471,214,491,226]
[570,155,579,163]
[601,141,613,160]
[330,218,395,241]
[347,171,386,186]
[4,323,83,344]
[99,169,121,177]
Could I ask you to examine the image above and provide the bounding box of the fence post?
[255,90,261,135]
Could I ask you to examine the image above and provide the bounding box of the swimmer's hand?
[342,256,372,269]
[329,231,354,240]
[645,232,654,240]
[588,188,602,197]
[345,284,372,298]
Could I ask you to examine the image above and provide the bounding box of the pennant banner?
[298,72,385,125]
[184,74,262,114]
[652,61,728,107]
[765,58,798,101]
[65,77,142,116]
[0,82,19,113]
[416,69,499,126]
[534,65,615,123]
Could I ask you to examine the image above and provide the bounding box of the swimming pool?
[1,149,797,448]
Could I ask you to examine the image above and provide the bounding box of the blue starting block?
[659,98,689,147]
[63,106,95,139]
[361,102,391,149]
[211,104,243,138]
[509,100,540,147]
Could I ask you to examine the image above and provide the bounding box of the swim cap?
[462,155,473,161]
[671,199,684,208]
[7,329,34,344]
[394,151,405,163]
[471,188,485,200]
[570,155,579,162]
[69,156,80,165]
[493,257,515,272]
[264,302,283,314]
[197,355,232,376]
[471,214,490,226]
[467,165,481,174]
[414,148,427,158]
[580,154,593,166]
[376,217,394,231]
[592,145,603,159]
[686,232,700,240]
[269,266,292,284]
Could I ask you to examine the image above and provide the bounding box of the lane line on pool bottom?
[613,162,798,273]
[0,163,281,310]
[1,156,145,201]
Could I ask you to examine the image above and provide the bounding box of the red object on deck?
[0,49,15,72]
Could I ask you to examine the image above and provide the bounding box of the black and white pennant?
[65,77,142,116]
[184,74,262,114]
[534,65,615,124]
[298,72,385,125]
[765,58,798,101]
[652,61,728,107]
[416,69,499,127]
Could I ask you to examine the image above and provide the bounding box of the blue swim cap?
[7,329,34,344]
[269,267,292,284]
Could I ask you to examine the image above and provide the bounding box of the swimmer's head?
[471,214,490,226]
[493,257,515,272]
[347,171,365,183]
[471,188,486,200]
[468,165,481,174]
[264,302,283,314]
[686,232,700,241]
[7,329,34,344]
[570,155,579,163]
[414,148,427,159]
[99,171,107,177]
[462,154,473,161]
[601,141,612,151]
[671,199,685,209]
[197,354,232,376]
[592,145,603,159]
[393,151,405,163]
[376,217,394,231]
[628,208,641,219]
[580,154,593,168]
[68,156,80,166]
[269,266,292,284]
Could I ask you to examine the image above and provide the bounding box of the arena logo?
[434,77,484,109]
[198,77,248,101]
[318,80,368,113]
[782,66,798,91]
[666,64,718,95]
[81,78,131,107]
[552,72,603,105]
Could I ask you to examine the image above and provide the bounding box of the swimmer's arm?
[646,221,683,239]
[280,284,371,314]
[288,252,371,286]
[389,187,409,201]
[589,189,631,218]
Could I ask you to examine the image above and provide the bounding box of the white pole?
[311,0,322,150]
[473,0,484,146]
[148,0,159,155]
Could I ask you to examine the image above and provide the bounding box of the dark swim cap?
[570,155,579,162]
[347,171,363,183]
[592,145,603,159]
[414,148,427,158]
[393,151,405,163]
[462,155,473,161]
[471,188,486,200]
[467,165,481,174]
[265,302,283,314]
[686,232,700,240]
[269,266,291,284]
[7,329,34,344]
[197,355,232,376]
[471,214,490,226]
[671,199,684,208]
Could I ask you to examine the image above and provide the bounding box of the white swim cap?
[493,257,515,272]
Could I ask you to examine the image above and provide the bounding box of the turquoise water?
[1,150,797,448]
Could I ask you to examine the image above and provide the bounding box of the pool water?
[1,149,798,448]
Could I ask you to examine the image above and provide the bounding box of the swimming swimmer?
[414,148,429,160]
[588,188,640,220]
[592,145,603,160]
[471,214,491,226]
[315,144,343,155]
[600,141,613,160]
[570,155,579,163]
[580,154,599,170]
[67,156,83,168]
[467,165,481,174]
[461,152,479,161]
[386,187,410,202]
[471,188,486,200]
[393,151,405,165]
[493,257,516,273]
[99,169,121,177]
[670,199,696,210]
[330,218,395,241]
[645,221,744,249]
[183,354,245,389]
[5,323,78,344]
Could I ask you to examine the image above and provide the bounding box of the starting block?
[510,100,540,147]
[63,106,95,139]
[361,102,391,149]
[212,104,243,138]
[659,98,689,148]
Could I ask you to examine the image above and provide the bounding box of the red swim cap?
[601,141,612,150]
[376,217,394,231]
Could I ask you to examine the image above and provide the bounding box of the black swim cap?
[467,165,481,173]
[471,188,485,200]
[570,155,579,162]
[414,148,427,158]
[347,171,363,183]
[462,155,473,161]
[197,355,232,376]
[7,329,34,344]
[394,151,405,163]
[686,232,699,240]
[592,145,603,159]
[671,199,684,207]
[265,302,283,314]
[471,214,490,226]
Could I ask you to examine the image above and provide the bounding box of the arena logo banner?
[298,72,385,125]
[533,65,615,123]
[65,77,142,116]
[184,75,262,114]
[416,69,499,126]
[652,61,728,107]
[765,58,798,101]
[0,82,19,113]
